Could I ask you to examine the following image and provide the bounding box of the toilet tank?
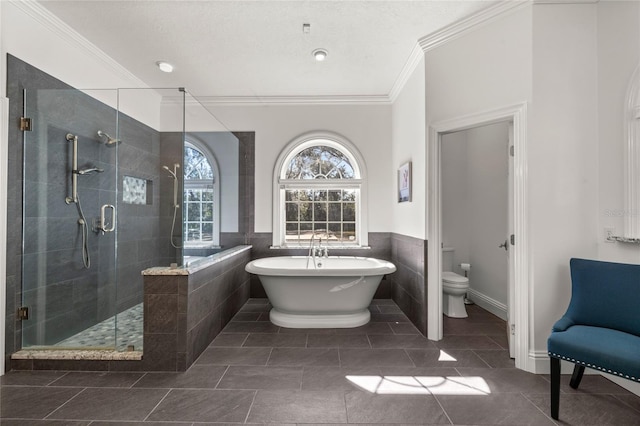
[442,247,455,272]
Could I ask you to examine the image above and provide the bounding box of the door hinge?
[20,117,32,131]
[17,306,29,320]
[510,234,515,245]
[509,145,514,157]
[510,324,515,335]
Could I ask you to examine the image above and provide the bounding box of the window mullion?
[277,141,364,247]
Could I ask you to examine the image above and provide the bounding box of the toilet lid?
[442,271,469,285]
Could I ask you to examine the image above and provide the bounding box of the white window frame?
[272,131,368,248]
[624,64,640,239]
[184,140,221,247]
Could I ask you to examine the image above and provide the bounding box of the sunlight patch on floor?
[346,375,491,395]
[438,350,457,361]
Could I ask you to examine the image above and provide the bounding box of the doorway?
[426,104,531,372]
[441,121,510,319]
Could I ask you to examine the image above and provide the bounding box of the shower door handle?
[101,204,116,233]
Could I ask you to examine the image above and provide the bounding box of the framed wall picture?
[398,161,412,202]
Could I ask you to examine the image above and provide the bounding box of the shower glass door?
[21,88,120,350]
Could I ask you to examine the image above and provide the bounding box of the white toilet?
[442,247,470,318]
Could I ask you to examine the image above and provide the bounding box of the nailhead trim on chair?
[548,352,640,382]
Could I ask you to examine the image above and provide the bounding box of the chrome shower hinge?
[20,117,32,131]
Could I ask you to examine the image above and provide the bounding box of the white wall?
[425,2,605,367]
[1,3,165,129]
[391,57,426,239]
[442,123,509,314]
[424,6,532,125]
[441,130,469,266]
[200,104,393,234]
[597,1,640,264]
[529,3,599,359]
[595,2,640,394]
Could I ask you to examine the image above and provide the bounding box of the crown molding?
[388,1,529,103]
[533,0,598,4]
[418,0,530,53]
[12,0,534,107]
[11,0,148,88]
[189,95,392,107]
[388,43,425,103]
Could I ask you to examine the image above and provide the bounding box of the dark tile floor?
[2,299,640,425]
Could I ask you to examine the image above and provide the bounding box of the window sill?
[269,245,371,250]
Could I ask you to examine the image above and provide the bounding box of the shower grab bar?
[65,133,79,204]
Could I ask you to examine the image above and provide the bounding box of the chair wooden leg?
[570,364,585,389]
[550,357,561,420]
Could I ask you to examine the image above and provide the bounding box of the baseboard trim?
[534,351,640,397]
[604,374,640,396]
[466,288,507,321]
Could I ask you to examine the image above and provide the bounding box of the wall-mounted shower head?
[97,130,121,146]
[66,133,77,142]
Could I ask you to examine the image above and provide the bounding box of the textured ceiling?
[38,0,499,99]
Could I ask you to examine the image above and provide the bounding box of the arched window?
[273,133,368,247]
[624,64,640,239]
[184,141,220,246]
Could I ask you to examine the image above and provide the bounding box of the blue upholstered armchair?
[547,258,640,420]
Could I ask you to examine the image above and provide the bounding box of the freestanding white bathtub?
[245,256,396,328]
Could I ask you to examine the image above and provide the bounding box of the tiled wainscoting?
[246,232,394,300]
[391,233,428,336]
[246,232,428,336]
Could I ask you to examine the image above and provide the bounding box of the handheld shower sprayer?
[162,163,180,207]
[162,163,180,180]
[163,163,182,248]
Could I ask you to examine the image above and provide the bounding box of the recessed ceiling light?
[156,61,174,73]
[312,49,328,62]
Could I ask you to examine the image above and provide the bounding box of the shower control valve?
[92,218,105,235]
[93,204,116,235]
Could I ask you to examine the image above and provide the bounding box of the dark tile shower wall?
[4,55,168,368]
[159,132,184,264]
[115,114,164,313]
[391,233,428,335]
[5,55,53,365]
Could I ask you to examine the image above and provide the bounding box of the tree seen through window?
[283,145,359,244]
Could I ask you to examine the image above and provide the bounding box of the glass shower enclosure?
[20,87,229,352]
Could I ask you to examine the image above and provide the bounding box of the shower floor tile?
[54,303,143,351]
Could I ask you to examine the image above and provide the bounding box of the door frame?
[426,103,532,372]
[0,97,7,375]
